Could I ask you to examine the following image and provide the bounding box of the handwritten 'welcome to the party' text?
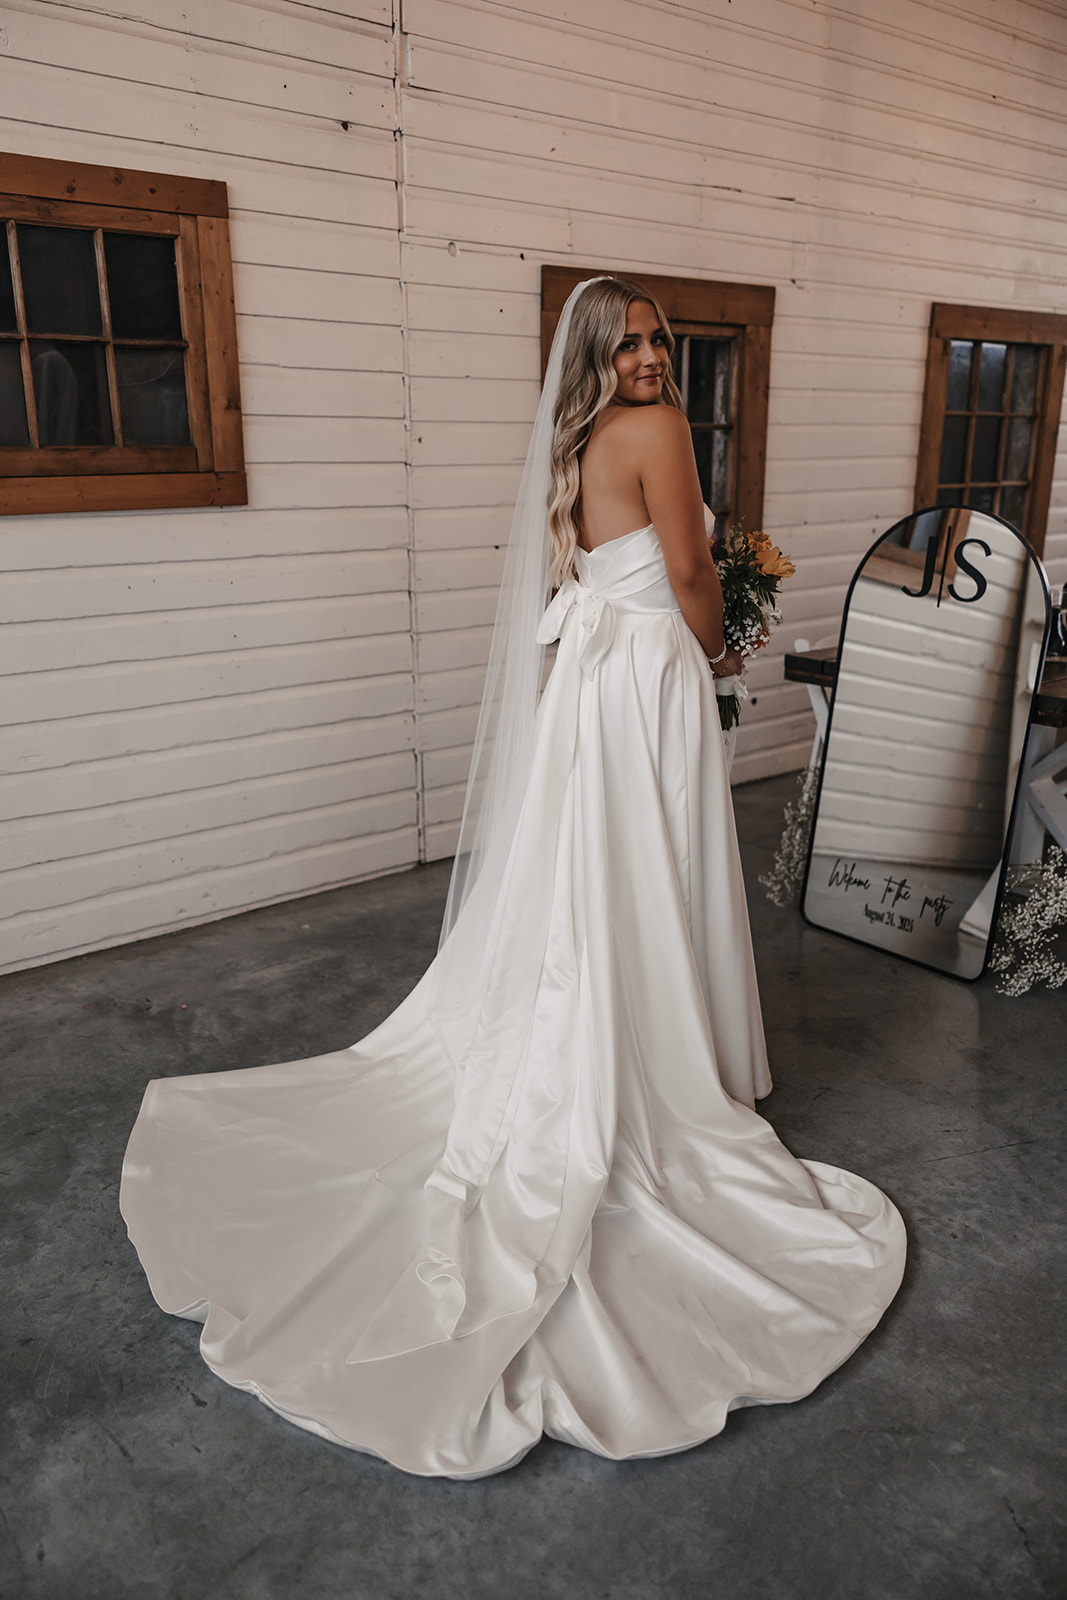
[827,859,953,933]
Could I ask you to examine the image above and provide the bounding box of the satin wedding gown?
[122,522,906,1479]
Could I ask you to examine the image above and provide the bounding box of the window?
[0,152,246,515]
[915,304,1067,554]
[541,266,774,537]
[670,331,735,537]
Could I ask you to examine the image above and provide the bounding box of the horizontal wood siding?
[0,0,412,974]
[400,0,1067,853]
[1,0,1064,969]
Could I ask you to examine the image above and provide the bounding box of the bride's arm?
[631,406,744,674]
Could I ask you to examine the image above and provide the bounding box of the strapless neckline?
[578,522,654,557]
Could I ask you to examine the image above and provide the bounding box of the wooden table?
[783,648,1067,728]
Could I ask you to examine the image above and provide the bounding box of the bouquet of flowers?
[710,522,796,730]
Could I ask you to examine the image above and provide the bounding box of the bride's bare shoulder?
[593,404,689,452]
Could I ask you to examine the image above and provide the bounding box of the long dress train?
[121,523,906,1479]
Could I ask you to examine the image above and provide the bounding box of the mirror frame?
[799,505,1053,982]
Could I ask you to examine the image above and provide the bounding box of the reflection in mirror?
[801,507,1051,979]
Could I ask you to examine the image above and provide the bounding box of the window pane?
[1010,344,1040,414]
[712,342,732,425]
[999,483,1027,529]
[946,340,973,410]
[966,484,995,513]
[970,414,1001,482]
[688,338,731,425]
[0,343,30,445]
[18,224,102,336]
[30,340,113,445]
[115,347,190,445]
[710,427,730,511]
[0,239,18,333]
[692,428,713,506]
[976,342,1006,413]
[935,486,960,507]
[938,414,968,484]
[104,232,183,340]
[1002,415,1033,482]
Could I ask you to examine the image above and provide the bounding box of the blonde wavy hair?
[548,277,684,585]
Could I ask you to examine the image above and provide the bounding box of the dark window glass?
[938,414,968,484]
[115,347,190,445]
[946,340,973,410]
[30,340,113,446]
[18,225,102,336]
[1003,416,1033,482]
[690,427,730,520]
[934,335,1048,533]
[970,415,1001,482]
[678,334,734,536]
[692,430,714,509]
[714,350,731,426]
[976,342,1006,412]
[710,427,729,505]
[0,343,30,445]
[1010,345,1039,414]
[999,484,1027,528]
[104,232,183,341]
[687,337,731,425]
[0,238,18,334]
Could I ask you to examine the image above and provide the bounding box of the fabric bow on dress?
[537,579,616,677]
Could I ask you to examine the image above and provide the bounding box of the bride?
[121,276,906,1479]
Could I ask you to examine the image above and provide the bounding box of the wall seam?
[393,0,423,862]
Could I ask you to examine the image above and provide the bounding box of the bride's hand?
[713,647,746,678]
[717,626,771,674]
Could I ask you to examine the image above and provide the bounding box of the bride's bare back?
[578,405,659,550]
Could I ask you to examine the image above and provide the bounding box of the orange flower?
[755,539,796,580]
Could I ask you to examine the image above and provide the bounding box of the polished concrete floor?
[1,772,1062,1600]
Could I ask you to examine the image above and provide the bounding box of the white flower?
[990,846,1067,995]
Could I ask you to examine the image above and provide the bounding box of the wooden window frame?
[0,152,246,516]
[915,303,1067,557]
[541,265,775,534]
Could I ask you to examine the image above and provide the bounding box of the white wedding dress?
[121,522,906,1479]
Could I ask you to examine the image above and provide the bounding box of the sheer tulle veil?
[430,280,606,970]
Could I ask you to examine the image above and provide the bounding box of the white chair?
[959,723,1067,941]
[1015,732,1067,855]
[792,635,837,771]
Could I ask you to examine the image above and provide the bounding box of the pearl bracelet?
[708,643,728,666]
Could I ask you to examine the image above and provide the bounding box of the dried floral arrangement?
[711,524,795,731]
[758,766,819,907]
[989,845,1067,995]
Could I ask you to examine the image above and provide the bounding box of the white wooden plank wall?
[0,0,1065,971]
[0,0,414,974]
[400,0,1067,856]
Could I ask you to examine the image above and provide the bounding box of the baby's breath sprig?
[989,845,1067,996]
[759,765,818,906]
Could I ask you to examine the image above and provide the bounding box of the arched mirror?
[801,507,1052,980]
